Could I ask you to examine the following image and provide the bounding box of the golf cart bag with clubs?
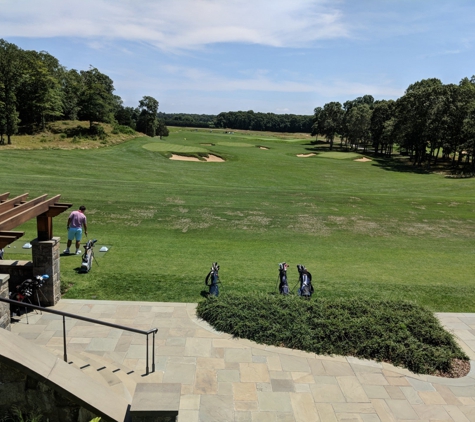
[278,262,289,295]
[296,264,314,298]
[205,262,220,297]
[9,274,49,315]
[80,239,97,273]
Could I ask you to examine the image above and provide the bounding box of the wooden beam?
[0,192,10,202]
[0,194,48,223]
[0,235,23,249]
[0,231,24,239]
[0,195,61,231]
[44,204,72,218]
[0,193,29,214]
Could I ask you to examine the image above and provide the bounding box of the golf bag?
[9,274,49,314]
[80,239,97,273]
[296,265,314,298]
[278,262,289,295]
[205,262,220,297]
[0,248,3,259]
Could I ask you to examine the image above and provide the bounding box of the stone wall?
[31,237,61,306]
[0,361,99,422]
[0,274,10,331]
[0,260,34,294]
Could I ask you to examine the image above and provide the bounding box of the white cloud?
[0,0,349,49]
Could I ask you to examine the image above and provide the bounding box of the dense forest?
[313,78,475,169]
[0,39,168,144]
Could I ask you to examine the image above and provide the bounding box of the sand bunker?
[169,154,224,162]
[259,147,269,150]
[206,154,225,162]
[354,157,372,162]
[297,153,316,158]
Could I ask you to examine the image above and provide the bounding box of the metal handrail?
[0,297,158,375]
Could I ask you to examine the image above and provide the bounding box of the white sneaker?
[64,249,70,254]
[76,250,81,255]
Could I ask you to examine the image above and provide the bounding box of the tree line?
[215,111,313,133]
[0,39,168,144]
[313,78,475,169]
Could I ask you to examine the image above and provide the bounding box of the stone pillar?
[31,237,61,306]
[0,274,11,331]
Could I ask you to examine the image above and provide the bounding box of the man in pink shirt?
[64,205,88,255]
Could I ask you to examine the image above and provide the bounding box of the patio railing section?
[0,297,158,375]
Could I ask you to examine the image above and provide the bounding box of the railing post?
[152,330,156,373]
[63,315,67,363]
[145,333,149,375]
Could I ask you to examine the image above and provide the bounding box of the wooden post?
[37,213,53,241]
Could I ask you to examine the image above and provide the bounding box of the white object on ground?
[22,243,32,249]
[99,246,109,252]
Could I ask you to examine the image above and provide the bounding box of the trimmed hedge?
[196,294,468,374]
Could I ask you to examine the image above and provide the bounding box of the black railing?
[0,298,158,375]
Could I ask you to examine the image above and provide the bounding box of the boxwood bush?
[196,294,468,375]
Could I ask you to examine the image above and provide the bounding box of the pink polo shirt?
[68,210,86,228]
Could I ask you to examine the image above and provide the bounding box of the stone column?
[31,237,61,306]
[0,274,11,330]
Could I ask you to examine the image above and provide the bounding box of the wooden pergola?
[0,193,72,249]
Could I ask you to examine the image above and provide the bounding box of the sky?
[1,0,475,115]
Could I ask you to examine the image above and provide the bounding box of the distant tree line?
[215,111,313,133]
[157,113,216,128]
[313,78,475,169]
[0,39,168,144]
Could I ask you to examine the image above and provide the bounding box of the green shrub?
[196,294,468,375]
[59,133,67,139]
[112,124,135,135]
[89,124,107,140]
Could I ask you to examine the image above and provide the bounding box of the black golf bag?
[278,262,289,295]
[296,264,314,298]
[80,239,97,273]
[205,262,220,297]
[9,274,49,314]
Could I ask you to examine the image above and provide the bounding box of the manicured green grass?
[142,142,207,153]
[317,151,362,159]
[197,294,468,375]
[1,126,474,311]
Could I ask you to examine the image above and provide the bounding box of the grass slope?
[1,126,474,311]
[196,294,469,375]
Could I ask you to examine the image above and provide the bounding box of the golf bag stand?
[205,262,220,297]
[296,264,314,298]
[278,262,289,295]
[80,239,97,273]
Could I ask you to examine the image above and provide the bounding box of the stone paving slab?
[9,299,475,421]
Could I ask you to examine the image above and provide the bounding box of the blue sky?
[1,0,475,115]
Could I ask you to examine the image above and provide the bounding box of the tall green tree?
[60,69,82,121]
[0,39,21,144]
[320,102,344,150]
[77,67,116,129]
[17,50,63,131]
[371,100,395,155]
[346,104,372,152]
[136,96,159,136]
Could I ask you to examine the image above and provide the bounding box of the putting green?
[317,151,362,160]
[143,143,207,153]
[217,142,254,147]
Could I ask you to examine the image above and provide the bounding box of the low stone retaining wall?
[0,361,98,422]
[0,274,10,331]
